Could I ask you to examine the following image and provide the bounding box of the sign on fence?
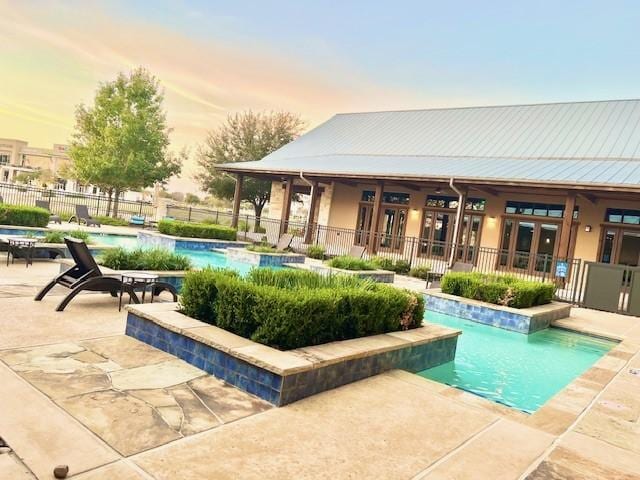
[555,260,568,278]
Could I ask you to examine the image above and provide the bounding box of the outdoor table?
[119,272,159,311]
[7,238,37,267]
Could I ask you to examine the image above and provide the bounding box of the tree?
[184,193,200,204]
[69,67,182,217]
[197,111,305,229]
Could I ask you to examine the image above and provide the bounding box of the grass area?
[99,247,192,271]
[180,268,424,350]
[441,272,555,308]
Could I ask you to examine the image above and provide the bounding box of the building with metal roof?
[218,100,640,283]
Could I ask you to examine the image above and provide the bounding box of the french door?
[499,219,561,273]
[354,204,408,251]
[419,210,483,260]
[600,227,640,266]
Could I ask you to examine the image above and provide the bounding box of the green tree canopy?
[69,67,182,216]
[197,111,305,226]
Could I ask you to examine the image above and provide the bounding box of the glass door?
[456,214,483,262]
[355,205,372,246]
[601,228,640,266]
[512,221,535,270]
[534,224,558,273]
[499,219,561,273]
[379,207,408,251]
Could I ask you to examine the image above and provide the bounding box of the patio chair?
[34,238,177,311]
[68,204,101,227]
[35,200,62,224]
[276,233,294,251]
[348,245,366,259]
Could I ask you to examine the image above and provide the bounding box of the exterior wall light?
[585,225,592,232]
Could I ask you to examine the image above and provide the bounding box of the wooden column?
[230,174,243,228]
[279,177,294,236]
[557,192,576,259]
[367,181,384,254]
[304,180,320,244]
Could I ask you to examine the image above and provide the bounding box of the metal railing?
[164,205,585,303]
[0,182,154,220]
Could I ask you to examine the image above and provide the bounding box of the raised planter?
[287,261,395,283]
[225,247,305,267]
[137,230,249,251]
[425,290,571,334]
[125,302,460,406]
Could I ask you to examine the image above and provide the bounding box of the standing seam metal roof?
[219,99,640,188]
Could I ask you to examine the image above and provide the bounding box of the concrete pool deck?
[1,257,640,479]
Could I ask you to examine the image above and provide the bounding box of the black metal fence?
[164,204,584,303]
[0,182,154,220]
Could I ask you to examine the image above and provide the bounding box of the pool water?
[174,249,281,276]
[419,311,615,413]
[88,233,138,249]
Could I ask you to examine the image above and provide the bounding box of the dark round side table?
[7,238,37,267]
[119,272,159,311]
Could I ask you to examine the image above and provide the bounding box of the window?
[0,154,9,165]
[361,190,410,205]
[425,195,485,211]
[605,208,640,226]
[505,201,578,219]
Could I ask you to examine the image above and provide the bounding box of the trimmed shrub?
[94,215,128,226]
[43,230,91,244]
[245,244,279,253]
[440,272,555,308]
[306,245,325,260]
[180,268,238,321]
[99,247,192,271]
[371,257,411,275]
[409,265,431,280]
[0,204,49,227]
[180,268,424,350]
[326,255,376,271]
[158,219,236,240]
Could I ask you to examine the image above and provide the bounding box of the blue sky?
[1,0,639,189]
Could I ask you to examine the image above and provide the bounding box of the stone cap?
[139,230,250,245]
[127,303,461,376]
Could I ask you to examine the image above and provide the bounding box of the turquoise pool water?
[419,311,615,413]
[88,233,138,249]
[174,249,281,275]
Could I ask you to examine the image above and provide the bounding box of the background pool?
[419,311,615,413]
[89,233,138,249]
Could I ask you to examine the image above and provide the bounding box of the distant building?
[0,137,151,201]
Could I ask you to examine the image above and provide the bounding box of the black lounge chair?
[35,200,62,224]
[35,238,177,311]
[68,204,101,227]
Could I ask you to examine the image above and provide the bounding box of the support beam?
[230,174,243,228]
[557,193,576,259]
[367,181,384,254]
[578,192,598,205]
[279,177,294,236]
[304,181,320,244]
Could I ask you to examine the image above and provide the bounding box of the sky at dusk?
[1,0,639,191]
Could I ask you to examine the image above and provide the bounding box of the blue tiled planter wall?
[126,312,458,406]
[226,248,305,267]
[425,293,550,334]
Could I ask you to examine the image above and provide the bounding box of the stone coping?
[427,290,570,318]
[138,230,249,246]
[126,302,461,376]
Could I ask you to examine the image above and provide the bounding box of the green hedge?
[326,255,376,271]
[306,245,325,260]
[440,272,555,308]
[0,204,50,227]
[409,265,431,280]
[158,219,236,240]
[371,256,411,274]
[99,247,192,271]
[95,215,128,226]
[43,230,91,244]
[180,268,424,350]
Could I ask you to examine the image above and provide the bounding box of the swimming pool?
[88,233,138,249]
[418,311,615,413]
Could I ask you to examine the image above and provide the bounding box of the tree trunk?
[105,189,113,216]
[253,203,264,232]
[113,187,120,218]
